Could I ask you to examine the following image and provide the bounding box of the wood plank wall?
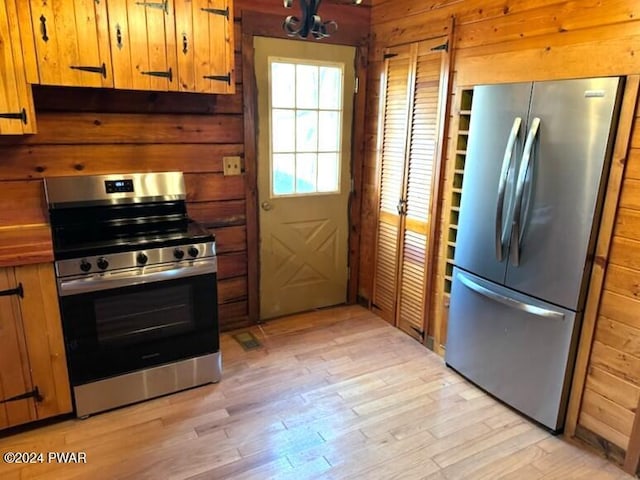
[359,0,640,465]
[578,97,640,453]
[0,86,249,331]
[0,1,370,332]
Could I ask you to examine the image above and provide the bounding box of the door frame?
[242,11,369,322]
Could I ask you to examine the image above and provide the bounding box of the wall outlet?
[223,156,242,176]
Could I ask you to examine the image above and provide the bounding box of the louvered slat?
[379,55,411,215]
[405,50,442,223]
[373,222,400,322]
[397,230,428,335]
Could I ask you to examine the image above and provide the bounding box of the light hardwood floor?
[0,305,634,479]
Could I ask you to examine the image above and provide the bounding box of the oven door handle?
[57,258,217,296]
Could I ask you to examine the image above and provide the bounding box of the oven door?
[57,260,219,386]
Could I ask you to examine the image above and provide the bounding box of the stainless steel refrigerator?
[445,77,623,432]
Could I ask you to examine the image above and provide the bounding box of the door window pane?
[296,65,319,109]
[273,109,295,152]
[269,58,344,196]
[318,153,339,192]
[319,111,340,152]
[272,63,296,108]
[319,67,342,109]
[296,154,317,193]
[296,110,318,152]
[273,154,295,195]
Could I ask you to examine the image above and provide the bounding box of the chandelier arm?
[282,0,356,39]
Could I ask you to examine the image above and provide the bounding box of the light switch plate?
[223,156,242,176]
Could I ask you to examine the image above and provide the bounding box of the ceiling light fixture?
[283,0,362,40]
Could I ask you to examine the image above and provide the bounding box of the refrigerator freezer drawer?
[445,268,580,431]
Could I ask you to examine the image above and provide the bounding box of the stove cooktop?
[52,219,214,261]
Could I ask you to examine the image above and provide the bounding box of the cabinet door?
[28,0,113,87]
[0,0,37,135]
[175,0,234,94]
[0,268,37,429]
[16,263,72,422]
[108,0,179,91]
[0,264,72,431]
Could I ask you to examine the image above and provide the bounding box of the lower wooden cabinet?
[0,263,71,430]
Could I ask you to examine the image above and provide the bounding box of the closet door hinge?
[410,325,425,339]
[430,41,449,52]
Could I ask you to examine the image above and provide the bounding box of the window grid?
[269,58,344,197]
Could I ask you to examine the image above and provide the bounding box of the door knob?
[261,201,273,211]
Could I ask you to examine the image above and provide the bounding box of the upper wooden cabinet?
[108,0,179,91]
[0,0,36,134]
[0,263,72,430]
[23,0,113,88]
[175,0,234,94]
[12,0,235,95]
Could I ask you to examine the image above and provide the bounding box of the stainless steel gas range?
[44,172,221,418]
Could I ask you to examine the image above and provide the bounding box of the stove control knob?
[188,246,199,258]
[97,257,109,270]
[137,252,148,265]
[80,259,92,272]
[173,248,185,260]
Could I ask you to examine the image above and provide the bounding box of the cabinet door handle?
[141,68,173,82]
[115,24,123,50]
[0,109,27,125]
[201,6,229,18]
[0,283,23,298]
[0,387,43,404]
[203,73,231,85]
[182,33,188,54]
[39,15,49,42]
[70,63,107,79]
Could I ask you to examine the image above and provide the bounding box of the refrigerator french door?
[446,77,623,432]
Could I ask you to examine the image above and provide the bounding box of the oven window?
[94,284,194,346]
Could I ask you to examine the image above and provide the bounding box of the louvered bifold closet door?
[372,45,413,323]
[396,39,447,340]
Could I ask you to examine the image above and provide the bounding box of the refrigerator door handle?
[510,117,541,267]
[457,271,565,319]
[495,117,522,262]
